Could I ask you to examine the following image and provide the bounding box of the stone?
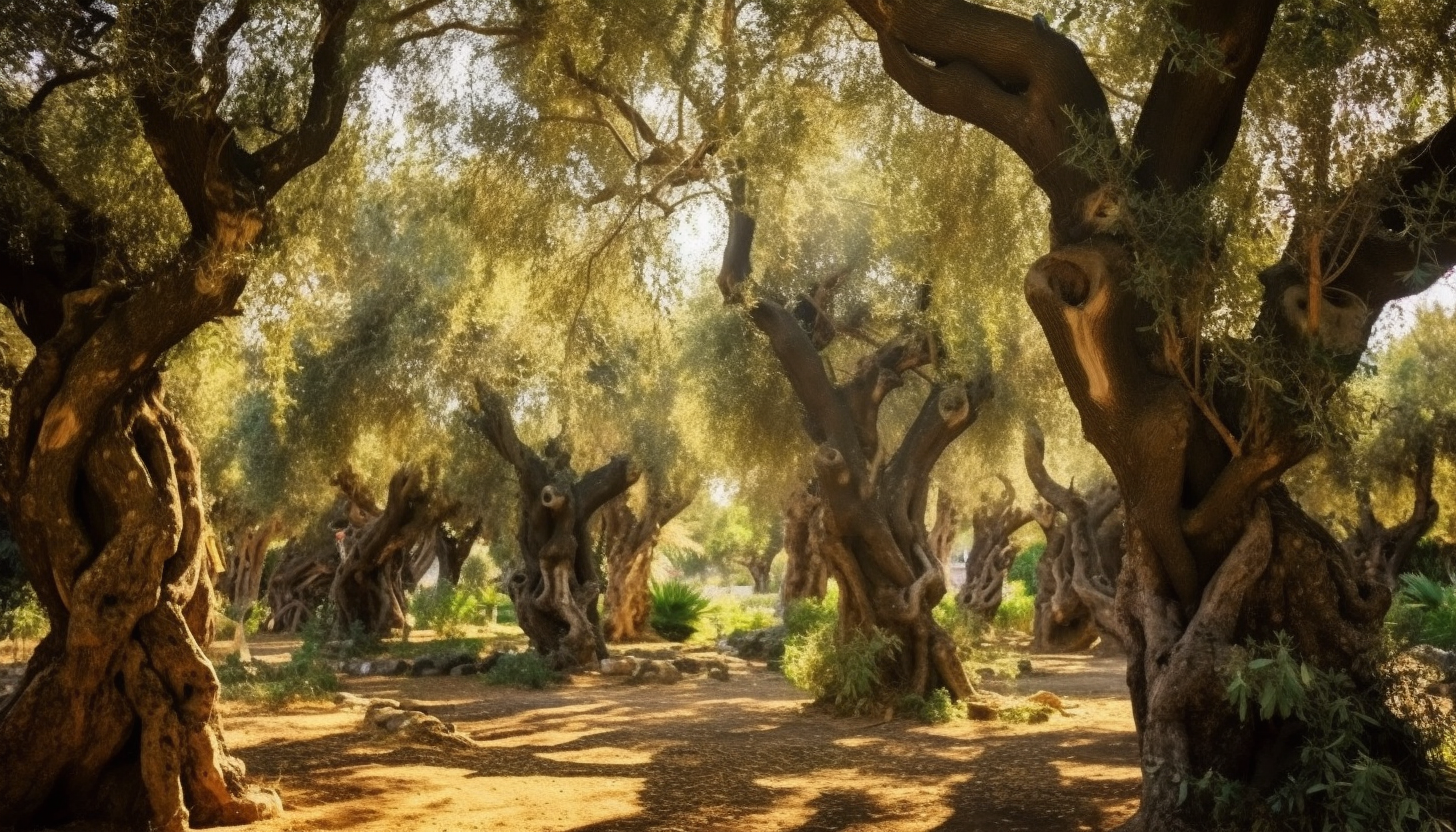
[397,699,430,713]
[706,665,729,682]
[600,657,639,676]
[449,662,479,676]
[631,659,682,684]
[410,658,438,677]
[975,667,996,680]
[478,650,504,674]
[1017,659,1034,676]
[725,625,787,661]
[367,706,406,727]
[672,657,703,674]
[1026,690,1068,715]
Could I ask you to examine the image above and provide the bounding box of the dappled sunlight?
[536,746,657,766]
[742,768,971,831]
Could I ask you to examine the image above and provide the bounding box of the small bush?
[0,582,47,644]
[410,580,476,639]
[219,601,340,705]
[993,580,1036,633]
[701,594,777,640]
[1007,543,1044,595]
[783,624,900,715]
[458,551,493,591]
[898,687,967,723]
[1192,633,1456,831]
[484,651,558,689]
[1387,574,1456,650]
[784,588,839,637]
[649,580,711,642]
[932,594,1020,680]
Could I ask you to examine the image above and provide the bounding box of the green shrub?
[219,601,340,705]
[993,580,1037,633]
[898,687,967,723]
[0,582,47,644]
[1388,574,1456,651]
[1192,633,1456,831]
[783,623,900,715]
[784,587,839,637]
[701,594,777,640]
[458,551,493,591]
[484,651,558,689]
[1007,542,1044,595]
[649,580,711,642]
[932,593,1019,680]
[410,580,477,638]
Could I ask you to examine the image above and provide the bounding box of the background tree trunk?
[471,383,638,669]
[780,486,830,604]
[718,204,992,702]
[601,480,694,642]
[1346,442,1439,581]
[929,489,962,578]
[955,477,1034,621]
[217,516,282,660]
[1023,425,1125,654]
[328,465,441,637]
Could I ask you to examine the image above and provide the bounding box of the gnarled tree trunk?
[851,1,1456,825]
[601,479,695,642]
[955,477,1034,621]
[740,537,779,595]
[719,203,991,702]
[329,465,441,637]
[413,520,484,588]
[1023,426,1125,654]
[928,489,961,578]
[780,486,830,604]
[264,527,341,634]
[471,383,637,669]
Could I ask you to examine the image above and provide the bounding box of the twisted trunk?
[328,465,439,636]
[264,529,340,634]
[955,477,1034,621]
[601,483,694,642]
[719,204,991,702]
[405,520,482,589]
[780,486,830,604]
[1346,442,1440,581]
[1022,427,1126,653]
[929,489,961,577]
[472,383,637,669]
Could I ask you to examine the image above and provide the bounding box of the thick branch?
[575,456,640,520]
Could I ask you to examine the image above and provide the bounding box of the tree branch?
[576,456,640,520]
[470,381,544,481]
[1130,0,1283,193]
[392,21,527,49]
[561,50,663,150]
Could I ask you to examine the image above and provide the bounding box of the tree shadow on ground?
[234,670,1140,831]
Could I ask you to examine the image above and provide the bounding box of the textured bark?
[405,520,482,589]
[601,481,694,642]
[1023,426,1126,654]
[780,486,830,604]
[852,0,1456,825]
[719,203,992,703]
[328,465,441,637]
[928,489,962,576]
[955,477,1034,621]
[263,518,342,635]
[471,383,638,669]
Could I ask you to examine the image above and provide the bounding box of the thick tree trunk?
[743,552,775,594]
[928,489,961,578]
[1023,426,1126,654]
[404,520,481,589]
[472,384,638,669]
[0,376,280,830]
[329,465,439,637]
[718,204,991,702]
[780,486,830,604]
[601,482,694,642]
[955,477,1034,621]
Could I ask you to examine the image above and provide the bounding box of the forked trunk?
[743,552,775,594]
[718,204,991,702]
[218,517,281,660]
[472,383,638,669]
[955,477,1034,622]
[264,531,340,633]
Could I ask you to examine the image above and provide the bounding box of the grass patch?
[379,636,490,659]
[699,593,778,641]
[1387,574,1456,651]
[898,688,968,723]
[992,580,1036,634]
[1007,543,1044,595]
[218,606,339,705]
[783,623,900,716]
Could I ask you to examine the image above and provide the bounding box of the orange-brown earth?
[4,633,1140,831]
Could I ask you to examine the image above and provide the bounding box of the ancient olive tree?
[0,1,515,825]
[780,486,831,603]
[850,0,1456,826]
[954,477,1035,622]
[1022,425,1125,654]
[600,474,696,642]
[471,383,638,669]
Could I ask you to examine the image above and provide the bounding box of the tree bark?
[718,201,992,702]
[470,383,638,669]
[263,512,344,635]
[601,480,694,642]
[780,486,830,604]
[328,465,441,637]
[928,489,961,577]
[1022,425,1126,654]
[405,520,481,589]
[955,477,1034,622]
[216,515,282,660]
[850,1,1456,825]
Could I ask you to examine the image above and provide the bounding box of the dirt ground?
[2,634,1141,832]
